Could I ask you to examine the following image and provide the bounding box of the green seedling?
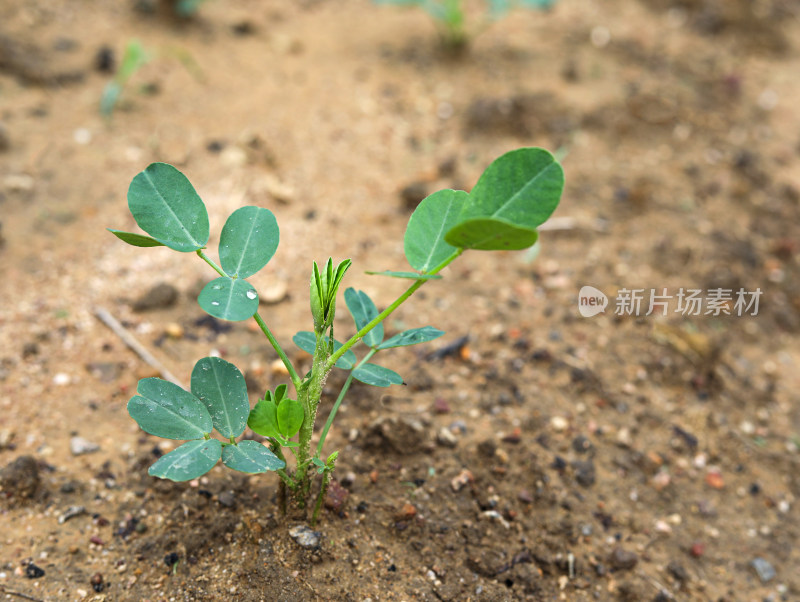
[109,147,564,524]
[374,0,556,50]
[100,40,203,117]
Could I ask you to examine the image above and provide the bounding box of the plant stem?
[311,468,333,527]
[252,312,301,389]
[315,349,376,459]
[196,249,227,277]
[326,248,463,370]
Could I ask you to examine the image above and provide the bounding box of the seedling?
[109,147,564,524]
[374,0,556,50]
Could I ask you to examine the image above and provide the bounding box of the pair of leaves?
[110,163,280,322]
[377,147,563,280]
[247,385,304,445]
[127,356,284,481]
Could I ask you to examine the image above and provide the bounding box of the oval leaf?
[107,229,165,248]
[377,326,445,350]
[292,331,357,370]
[248,398,281,438]
[191,357,250,439]
[365,270,442,280]
[452,147,564,234]
[198,277,259,321]
[128,378,211,440]
[345,288,383,347]
[219,206,280,278]
[405,189,467,271]
[127,163,210,252]
[352,363,404,387]
[148,439,222,481]
[277,398,304,438]
[222,440,285,473]
[445,217,539,251]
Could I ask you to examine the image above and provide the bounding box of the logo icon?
[578,286,608,317]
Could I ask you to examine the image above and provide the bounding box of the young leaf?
[345,288,383,347]
[191,357,250,439]
[310,261,325,331]
[148,439,222,481]
[276,398,304,438]
[127,163,210,252]
[352,363,404,387]
[445,148,563,250]
[274,384,288,403]
[198,277,259,322]
[218,206,280,279]
[444,217,539,251]
[292,331,357,369]
[128,378,212,440]
[221,440,285,473]
[107,229,165,248]
[366,270,442,280]
[377,326,445,349]
[248,398,281,438]
[405,189,467,272]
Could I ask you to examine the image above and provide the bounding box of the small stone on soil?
[70,436,100,455]
[217,491,236,508]
[324,479,349,513]
[289,525,321,549]
[751,557,776,583]
[25,563,45,579]
[436,427,458,448]
[667,561,689,583]
[450,469,473,492]
[609,547,638,571]
[131,282,179,312]
[58,505,87,524]
[0,455,40,501]
[395,502,417,521]
[572,460,596,487]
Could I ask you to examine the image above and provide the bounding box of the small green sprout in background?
[374,0,557,51]
[109,147,564,524]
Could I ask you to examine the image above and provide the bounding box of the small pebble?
[689,542,705,558]
[58,505,87,524]
[751,557,776,583]
[450,469,473,492]
[609,547,638,571]
[90,572,104,593]
[165,323,184,339]
[217,491,236,508]
[394,502,417,521]
[70,437,100,456]
[705,470,724,489]
[25,563,45,579]
[259,280,288,304]
[132,282,178,312]
[324,480,349,513]
[431,398,451,414]
[572,460,596,487]
[436,427,458,448]
[550,416,568,432]
[502,427,522,444]
[53,373,71,386]
[289,525,321,549]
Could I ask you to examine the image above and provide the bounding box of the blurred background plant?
[374,0,556,51]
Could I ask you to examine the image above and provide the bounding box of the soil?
[1,0,799,600]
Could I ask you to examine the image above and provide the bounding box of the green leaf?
[127,163,210,252]
[365,270,442,280]
[377,326,445,349]
[292,331,357,370]
[352,363,404,387]
[345,288,383,347]
[405,189,467,271]
[274,384,287,403]
[444,217,539,251]
[310,261,325,331]
[191,357,250,439]
[107,228,166,248]
[248,398,280,438]
[148,439,222,481]
[221,440,285,473]
[219,206,280,279]
[276,398,304,438]
[128,378,211,440]
[445,148,563,250]
[198,277,259,322]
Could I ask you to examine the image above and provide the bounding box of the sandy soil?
[1,0,799,600]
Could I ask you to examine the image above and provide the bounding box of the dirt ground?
[1,0,800,600]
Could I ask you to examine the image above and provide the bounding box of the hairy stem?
[316,349,376,459]
[326,248,463,369]
[311,468,333,527]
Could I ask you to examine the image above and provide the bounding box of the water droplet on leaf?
[246,290,257,300]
